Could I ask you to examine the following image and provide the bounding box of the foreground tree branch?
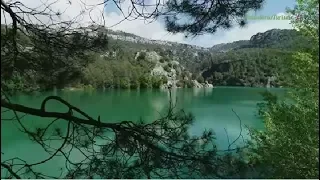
[1,0,267,178]
[1,98,121,130]
[1,163,21,179]
[1,91,249,178]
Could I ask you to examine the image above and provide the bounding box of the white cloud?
[1,0,106,27]
[104,11,186,43]
[103,12,293,47]
[102,0,187,43]
[1,0,293,47]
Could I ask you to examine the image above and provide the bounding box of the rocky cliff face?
[209,29,312,53]
[133,51,214,88]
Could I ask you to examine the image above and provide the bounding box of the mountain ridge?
[105,28,310,52]
[1,24,312,92]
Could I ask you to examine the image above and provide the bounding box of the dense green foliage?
[1,25,108,92]
[164,0,264,35]
[0,28,170,92]
[249,29,314,51]
[246,0,319,178]
[81,53,168,89]
[201,48,293,87]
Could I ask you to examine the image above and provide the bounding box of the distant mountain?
[1,24,313,91]
[249,29,312,50]
[210,40,250,52]
[106,29,207,51]
[197,29,312,87]
[209,29,312,52]
[94,27,312,88]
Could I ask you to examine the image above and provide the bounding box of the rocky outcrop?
[192,80,203,88]
[191,80,214,88]
[150,55,178,88]
[146,51,214,89]
[151,65,166,76]
[267,76,277,88]
[146,51,162,63]
[204,81,214,88]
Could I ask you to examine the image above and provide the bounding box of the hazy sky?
[104,0,297,47]
[1,0,297,47]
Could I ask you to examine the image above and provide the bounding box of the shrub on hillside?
[164,65,171,72]
[196,76,204,83]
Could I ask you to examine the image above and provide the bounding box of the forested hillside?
[1,25,312,93]
[198,29,312,87]
[201,48,294,87]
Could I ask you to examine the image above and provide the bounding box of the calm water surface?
[1,87,287,177]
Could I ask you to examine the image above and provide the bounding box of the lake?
[1,87,287,178]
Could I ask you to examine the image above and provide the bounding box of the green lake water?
[1,87,287,178]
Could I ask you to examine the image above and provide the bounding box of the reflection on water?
[1,87,287,177]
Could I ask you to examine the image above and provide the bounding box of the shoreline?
[6,85,287,95]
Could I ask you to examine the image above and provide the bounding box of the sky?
[1,0,297,47]
[102,0,297,47]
